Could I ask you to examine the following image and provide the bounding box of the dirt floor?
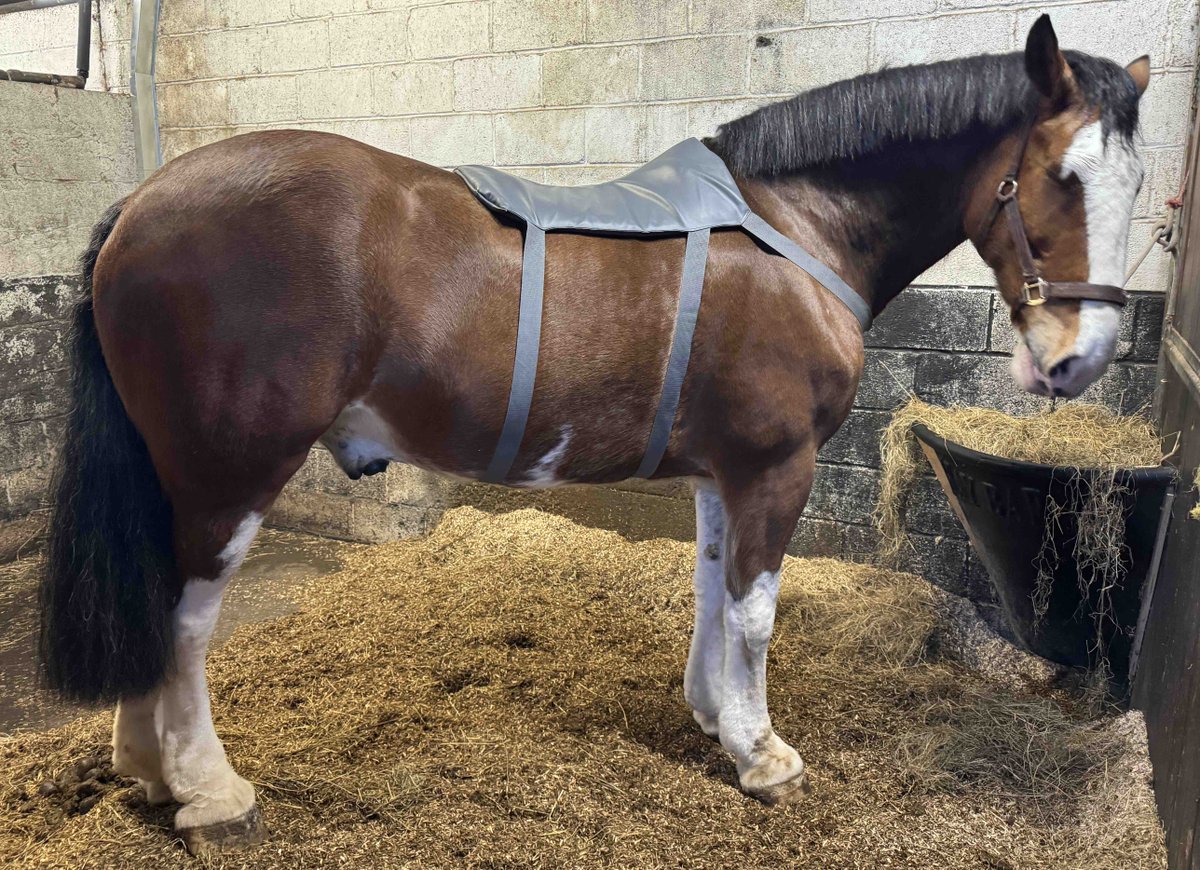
[0,507,1166,869]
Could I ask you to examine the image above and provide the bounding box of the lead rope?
[1124,169,1188,285]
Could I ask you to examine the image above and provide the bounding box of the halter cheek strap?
[979,121,1128,311]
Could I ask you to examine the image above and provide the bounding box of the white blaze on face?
[1062,122,1142,286]
[1048,121,1142,394]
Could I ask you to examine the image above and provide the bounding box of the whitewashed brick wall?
[0,1,129,91]
[2,1,1194,290]
[0,80,136,278]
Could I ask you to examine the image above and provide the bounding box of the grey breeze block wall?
[0,80,137,525]
[0,1,1194,618]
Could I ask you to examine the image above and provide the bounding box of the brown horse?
[41,17,1149,853]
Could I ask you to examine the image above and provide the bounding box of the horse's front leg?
[684,482,726,738]
[716,452,814,804]
[158,510,266,855]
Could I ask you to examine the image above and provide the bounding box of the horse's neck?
[743,135,1004,313]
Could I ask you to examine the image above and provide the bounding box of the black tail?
[40,200,178,703]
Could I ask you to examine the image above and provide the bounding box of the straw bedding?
[0,507,1164,869]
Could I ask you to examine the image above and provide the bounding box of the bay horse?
[41,16,1149,853]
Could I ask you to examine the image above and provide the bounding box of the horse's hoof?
[692,709,720,740]
[738,733,810,805]
[747,767,811,806]
[178,804,266,857]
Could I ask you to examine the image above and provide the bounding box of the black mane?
[712,51,1139,178]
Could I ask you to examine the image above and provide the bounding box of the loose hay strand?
[1070,469,1131,667]
[1031,491,1064,628]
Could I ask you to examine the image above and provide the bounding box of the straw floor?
[0,507,1165,869]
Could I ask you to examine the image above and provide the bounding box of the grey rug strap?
[635,228,710,479]
[484,224,546,484]
[741,212,872,331]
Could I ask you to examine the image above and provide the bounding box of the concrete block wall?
[136,0,1196,295]
[0,80,137,276]
[0,80,137,522]
[0,276,79,522]
[0,2,1195,613]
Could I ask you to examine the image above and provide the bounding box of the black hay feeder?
[912,423,1176,686]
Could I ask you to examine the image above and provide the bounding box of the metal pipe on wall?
[0,0,76,14]
[74,0,89,80]
[130,0,162,179]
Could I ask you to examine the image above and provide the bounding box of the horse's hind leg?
[112,688,172,804]
[158,502,270,854]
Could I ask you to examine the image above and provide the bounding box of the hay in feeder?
[875,399,1165,564]
[0,508,1164,869]
[874,399,1167,676]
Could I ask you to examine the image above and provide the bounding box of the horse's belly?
[318,399,574,488]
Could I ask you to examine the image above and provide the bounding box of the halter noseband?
[979,119,1128,312]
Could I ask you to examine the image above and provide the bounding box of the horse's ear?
[1127,55,1151,96]
[1024,15,1074,102]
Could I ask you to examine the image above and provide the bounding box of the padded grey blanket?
[454,137,870,485]
[457,138,749,234]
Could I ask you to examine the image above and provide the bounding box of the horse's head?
[970,16,1149,398]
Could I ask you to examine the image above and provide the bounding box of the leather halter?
[979,119,1128,311]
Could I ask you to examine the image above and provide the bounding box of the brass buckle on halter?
[996,177,1019,202]
[1022,278,1048,306]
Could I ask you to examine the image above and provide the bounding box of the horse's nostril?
[1048,357,1075,380]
